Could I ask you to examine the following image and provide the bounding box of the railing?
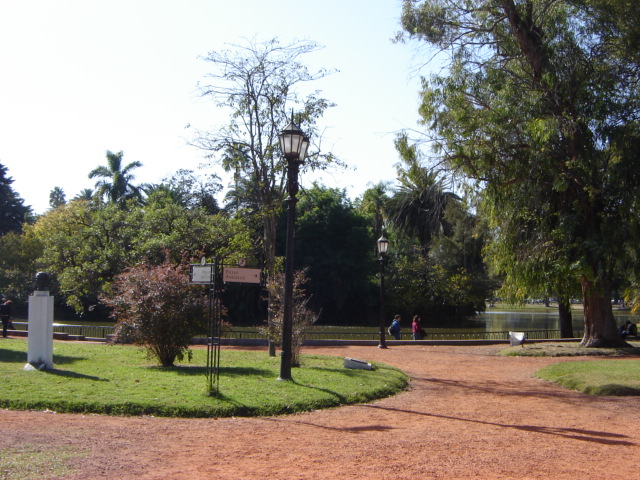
[11,322,115,340]
[9,323,584,342]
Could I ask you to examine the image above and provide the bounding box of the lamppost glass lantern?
[377,236,389,255]
[279,119,310,162]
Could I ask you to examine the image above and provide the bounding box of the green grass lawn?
[536,358,640,396]
[0,339,408,417]
[501,342,640,396]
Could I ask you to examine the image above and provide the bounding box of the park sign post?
[222,267,261,284]
[189,258,263,396]
[190,258,219,395]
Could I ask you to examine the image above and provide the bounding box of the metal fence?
[9,323,583,342]
[11,322,114,340]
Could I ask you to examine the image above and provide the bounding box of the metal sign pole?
[192,258,262,396]
[205,273,215,394]
[211,259,222,396]
[206,259,222,397]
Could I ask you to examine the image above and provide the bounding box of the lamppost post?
[377,236,389,349]
[278,115,309,381]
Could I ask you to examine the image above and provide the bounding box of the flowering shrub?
[103,259,207,367]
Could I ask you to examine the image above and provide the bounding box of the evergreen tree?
[0,163,31,235]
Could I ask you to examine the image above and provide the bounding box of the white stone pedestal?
[26,291,54,370]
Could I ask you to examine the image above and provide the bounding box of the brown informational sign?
[223,267,261,284]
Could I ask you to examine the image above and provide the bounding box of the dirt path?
[2,344,640,479]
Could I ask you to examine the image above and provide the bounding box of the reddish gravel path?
[2,344,640,479]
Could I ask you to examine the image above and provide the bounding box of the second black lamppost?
[377,235,389,349]
[278,115,310,381]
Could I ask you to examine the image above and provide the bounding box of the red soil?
[2,343,640,479]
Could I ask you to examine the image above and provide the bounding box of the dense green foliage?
[399,0,640,346]
[0,340,408,417]
[295,184,375,324]
[23,197,254,316]
[359,138,494,324]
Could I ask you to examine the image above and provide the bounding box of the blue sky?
[0,0,427,214]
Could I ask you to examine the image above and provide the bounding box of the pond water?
[479,308,639,332]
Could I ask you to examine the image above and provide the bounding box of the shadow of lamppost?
[377,235,389,349]
[278,115,310,381]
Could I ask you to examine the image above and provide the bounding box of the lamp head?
[279,116,309,163]
[377,236,389,255]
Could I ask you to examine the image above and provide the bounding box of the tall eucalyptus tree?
[399,0,640,346]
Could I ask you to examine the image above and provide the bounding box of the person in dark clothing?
[619,320,638,338]
[0,300,13,338]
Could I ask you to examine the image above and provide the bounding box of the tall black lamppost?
[377,235,389,349]
[278,115,310,381]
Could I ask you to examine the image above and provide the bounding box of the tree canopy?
[294,184,375,324]
[400,0,640,346]
[192,38,337,278]
[0,163,31,235]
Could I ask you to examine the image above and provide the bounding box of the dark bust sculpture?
[35,272,50,291]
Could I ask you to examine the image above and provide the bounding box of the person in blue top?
[388,314,401,340]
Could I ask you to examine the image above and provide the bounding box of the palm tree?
[72,189,96,202]
[48,186,66,209]
[359,182,391,238]
[387,136,459,254]
[88,151,142,205]
[141,183,188,207]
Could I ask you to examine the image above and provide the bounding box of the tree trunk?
[557,296,574,338]
[264,212,278,357]
[580,276,626,347]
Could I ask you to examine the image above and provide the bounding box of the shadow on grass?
[45,369,109,382]
[148,364,275,379]
[294,381,346,402]
[0,346,83,366]
[303,366,377,377]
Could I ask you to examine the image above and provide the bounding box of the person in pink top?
[412,315,425,340]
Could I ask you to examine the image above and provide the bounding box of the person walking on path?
[0,300,13,338]
[388,314,401,340]
[412,315,425,340]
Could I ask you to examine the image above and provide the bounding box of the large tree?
[0,163,31,235]
[400,0,640,347]
[192,38,337,279]
[294,184,375,324]
[30,198,253,316]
